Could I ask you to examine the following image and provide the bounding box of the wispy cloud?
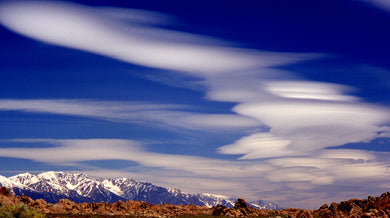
[0,139,255,177]
[265,81,358,101]
[0,99,260,130]
[0,1,315,76]
[370,0,390,11]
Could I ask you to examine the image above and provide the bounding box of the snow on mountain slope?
[249,200,282,210]
[196,193,235,208]
[0,175,20,189]
[0,174,36,193]
[0,171,279,209]
[101,179,124,196]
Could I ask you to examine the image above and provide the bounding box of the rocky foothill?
[1,187,390,217]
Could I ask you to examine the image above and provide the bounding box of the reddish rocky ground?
[1,187,390,217]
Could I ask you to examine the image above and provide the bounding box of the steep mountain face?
[0,171,279,209]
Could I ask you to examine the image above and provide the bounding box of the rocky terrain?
[1,186,390,217]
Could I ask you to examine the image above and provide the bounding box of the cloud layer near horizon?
[0,138,390,209]
[0,0,390,209]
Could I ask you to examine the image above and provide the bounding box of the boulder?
[234,198,247,209]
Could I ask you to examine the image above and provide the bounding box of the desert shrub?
[0,204,45,218]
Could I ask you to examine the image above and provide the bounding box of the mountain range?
[0,171,279,209]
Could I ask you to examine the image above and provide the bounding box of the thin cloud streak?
[0,139,258,178]
[0,99,261,130]
[371,0,390,11]
[265,81,358,101]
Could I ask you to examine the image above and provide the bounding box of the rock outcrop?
[1,186,390,217]
[0,187,211,217]
[310,192,390,218]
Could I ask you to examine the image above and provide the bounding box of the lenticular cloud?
[0,1,310,75]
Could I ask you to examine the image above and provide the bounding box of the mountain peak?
[37,171,62,181]
[0,175,13,187]
[16,172,33,177]
[10,172,39,185]
[11,172,34,180]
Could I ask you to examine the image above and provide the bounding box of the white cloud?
[264,167,335,185]
[0,1,315,76]
[0,139,256,178]
[205,75,390,162]
[177,114,260,129]
[0,99,261,130]
[265,81,357,101]
[316,149,376,161]
[233,101,390,152]
[218,133,294,159]
[371,0,390,11]
[264,150,390,182]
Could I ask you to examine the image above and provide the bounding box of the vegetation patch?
[0,204,45,218]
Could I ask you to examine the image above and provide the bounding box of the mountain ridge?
[0,171,280,209]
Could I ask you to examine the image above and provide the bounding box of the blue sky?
[0,0,390,209]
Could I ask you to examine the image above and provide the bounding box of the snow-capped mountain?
[8,172,124,203]
[0,171,280,209]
